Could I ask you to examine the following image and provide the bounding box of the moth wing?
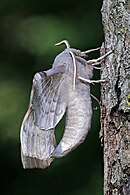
[20,106,56,169]
[32,71,67,130]
[20,69,67,169]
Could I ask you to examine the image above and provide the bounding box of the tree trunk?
[100,0,130,194]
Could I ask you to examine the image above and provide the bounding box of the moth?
[20,40,112,169]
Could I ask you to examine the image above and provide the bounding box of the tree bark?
[100,0,130,194]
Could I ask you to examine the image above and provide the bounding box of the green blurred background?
[0,0,104,194]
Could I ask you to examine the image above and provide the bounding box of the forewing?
[20,69,67,168]
[32,71,67,130]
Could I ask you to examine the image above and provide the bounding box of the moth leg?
[93,66,101,70]
[92,62,101,70]
[91,93,102,113]
[75,56,87,65]
[76,51,112,69]
[76,57,101,69]
[91,62,102,69]
[75,55,101,70]
[91,62,101,66]
[86,50,112,65]
[81,47,100,55]
[78,76,106,84]
[91,93,100,105]
[75,57,101,69]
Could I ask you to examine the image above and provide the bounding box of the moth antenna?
[55,40,70,48]
[69,51,77,90]
[87,50,113,64]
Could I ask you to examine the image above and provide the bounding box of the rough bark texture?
[100,0,130,194]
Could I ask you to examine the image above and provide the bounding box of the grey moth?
[20,40,112,169]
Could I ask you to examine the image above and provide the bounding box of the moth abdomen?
[52,87,92,158]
